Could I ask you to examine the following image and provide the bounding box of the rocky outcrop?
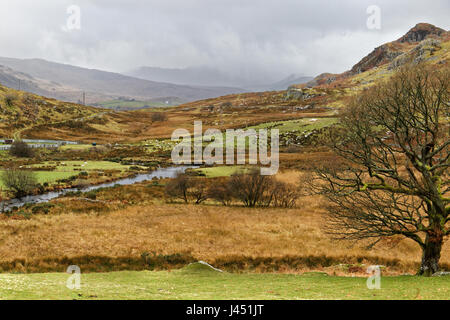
[351,44,403,74]
[396,23,446,43]
[305,73,339,87]
[285,87,324,100]
[350,23,448,75]
[389,38,442,70]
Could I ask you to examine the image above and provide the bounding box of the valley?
[0,22,448,301]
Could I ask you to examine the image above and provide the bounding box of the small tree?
[189,178,209,204]
[165,172,190,203]
[273,182,298,208]
[313,64,449,276]
[1,169,37,198]
[9,140,34,158]
[208,178,233,206]
[165,173,209,204]
[229,170,275,207]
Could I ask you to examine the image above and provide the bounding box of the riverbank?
[1,166,192,212]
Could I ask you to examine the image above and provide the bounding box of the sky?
[0,0,449,83]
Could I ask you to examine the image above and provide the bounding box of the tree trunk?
[418,232,443,276]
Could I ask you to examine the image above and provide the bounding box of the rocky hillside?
[177,23,449,112]
[349,23,448,75]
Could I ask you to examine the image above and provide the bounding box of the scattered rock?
[432,271,450,277]
[181,261,223,274]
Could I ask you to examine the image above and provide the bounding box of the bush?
[4,92,18,108]
[1,169,38,198]
[272,182,298,208]
[73,179,90,189]
[151,112,168,122]
[207,178,233,206]
[210,171,299,208]
[165,173,190,203]
[9,140,34,158]
[165,173,209,204]
[229,170,275,207]
[31,203,55,215]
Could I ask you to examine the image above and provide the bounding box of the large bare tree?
[314,64,449,276]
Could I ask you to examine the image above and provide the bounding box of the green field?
[0,161,138,189]
[29,160,134,172]
[0,267,448,300]
[194,166,249,178]
[0,171,77,189]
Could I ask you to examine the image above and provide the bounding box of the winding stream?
[1,166,194,212]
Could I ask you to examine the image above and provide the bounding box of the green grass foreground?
[0,267,448,300]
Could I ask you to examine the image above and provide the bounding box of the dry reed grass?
[0,194,447,274]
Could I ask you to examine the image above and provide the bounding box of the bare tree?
[165,173,209,204]
[313,64,449,276]
[1,169,38,198]
[229,170,275,207]
[273,182,298,208]
[165,172,190,203]
[189,178,209,204]
[207,178,233,206]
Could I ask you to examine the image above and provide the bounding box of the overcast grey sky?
[0,0,448,82]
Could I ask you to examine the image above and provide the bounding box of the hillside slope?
[0,57,246,104]
[1,23,447,144]
[178,23,449,110]
[0,83,100,139]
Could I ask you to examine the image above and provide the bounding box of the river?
[1,166,194,212]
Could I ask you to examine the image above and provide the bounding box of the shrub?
[165,173,209,204]
[9,140,34,158]
[272,182,298,208]
[85,191,97,200]
[207,178,233,206]
[73,179,90,189]
[165,173,190,203]
[151,112,168,122]
[229,170,275,207]
[31,203,55,215]
[1,169,37,198]
[4,92,18,108]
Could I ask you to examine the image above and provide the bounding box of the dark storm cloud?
[0,0,448,83]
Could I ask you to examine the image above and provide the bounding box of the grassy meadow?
[1,269,448,300]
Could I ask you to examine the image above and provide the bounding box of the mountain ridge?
[0,57,246,105]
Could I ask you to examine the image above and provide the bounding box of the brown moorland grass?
[21,102,333,143]
[0,197,448,274]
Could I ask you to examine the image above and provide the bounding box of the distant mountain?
[127,66,313,91]
[248,74,314,91]
[127,66,242,87]
[0,57,246,104]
